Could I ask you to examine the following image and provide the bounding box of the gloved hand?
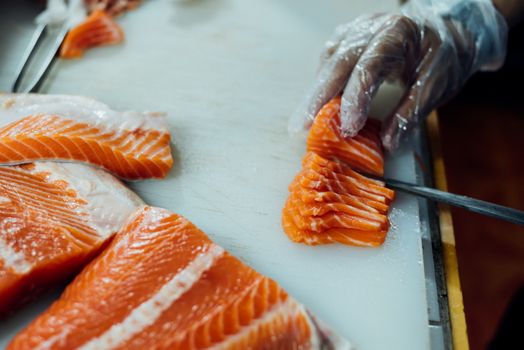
[289,0,508,151]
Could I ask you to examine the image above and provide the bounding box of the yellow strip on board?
[426,112,469,350]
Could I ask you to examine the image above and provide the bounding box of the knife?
[374,175,524,226]
[12,22,69,93]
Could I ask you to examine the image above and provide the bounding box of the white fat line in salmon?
[29,162,144,238]
[74,244,226,350]
[0,218,31,274]
[210,297,319,350]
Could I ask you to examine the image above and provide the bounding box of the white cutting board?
[0,1,430,349]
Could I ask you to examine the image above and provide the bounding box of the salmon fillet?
[8,206,350,350]
[0,94,173,180]
[60,10,124,59]
[0,162,143,318]
[306,97,384,176]
[283,97,395,247]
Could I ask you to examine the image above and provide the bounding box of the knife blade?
[373,175,524,226]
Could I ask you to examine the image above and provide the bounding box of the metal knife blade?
[371,174,524,226]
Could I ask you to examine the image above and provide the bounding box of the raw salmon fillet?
[0,162,143,318]
[9,206,350,350]
[60,10,124,59]
[283,98,394,247]
[307,97,384,176]
[0,94,173,180]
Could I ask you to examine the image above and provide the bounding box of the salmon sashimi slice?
[287,190,389,225]
[0,162,143,318]
[295,169,390,204]
[302,152,395,201]
[8,206,350,350]
[0,94,173,180]
[291,185,389,215]
[284,197,388,233]
[60,10,124,59]
[306,97,384,176]
[282,205,386,247]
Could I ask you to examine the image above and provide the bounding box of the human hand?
[289,0,508,151]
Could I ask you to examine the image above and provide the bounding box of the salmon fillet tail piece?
[282,97,395,247]
[60,10,124,59]
[0,162,143,318]
[0,94,173,180]
[8,206,351,350]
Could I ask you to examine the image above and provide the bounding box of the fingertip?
[381,132,398,153]
[288,104,314,137]
[381,115,405,152]
[340,96,366,138]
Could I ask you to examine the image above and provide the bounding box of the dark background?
[438,20,524,350]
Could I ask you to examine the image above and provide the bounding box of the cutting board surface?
[0,1,430,349]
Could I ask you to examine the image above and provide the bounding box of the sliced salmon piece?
[8,206,349,349]
[291,185,389,215]
[0,94,173,180]
[0,162,143,318]
[306,97,384,176]
[282,204,387,247]
[296,169,390,204]
[302,152,395,201]
[287,190,389,225]
[60,10,124,59]
[284,197,388,233]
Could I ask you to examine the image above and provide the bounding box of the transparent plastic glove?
[37,0,87,27]
[289,0,508,151]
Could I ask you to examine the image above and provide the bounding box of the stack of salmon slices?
[282,97,395,247]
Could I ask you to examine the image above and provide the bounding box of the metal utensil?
[11,22,68,93]
[376,175,524,226]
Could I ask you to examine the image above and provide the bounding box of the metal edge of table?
[425,112,469,350]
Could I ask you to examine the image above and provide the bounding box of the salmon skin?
[0,94,173,180]
[0,162,143,318]
[60,10,124,59]
[283,98,394,247]
[8,206,350,350]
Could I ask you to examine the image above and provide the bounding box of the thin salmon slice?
[287,190,389,225]
[302,152,395,201]
[291,185,389,215]
[60,10,124,59]
[0,162,143,318]
[284,197,388,233]
[8,206,349,350]
[306,97,384,176]
[282,205,386,247]
[0,94,173,180]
